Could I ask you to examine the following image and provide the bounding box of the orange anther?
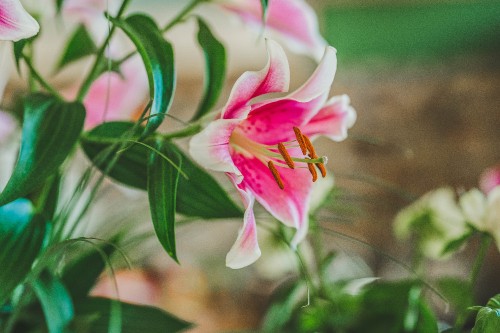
[268,161,285,190]
[302,134,317,158]
[293,127,307,155]
[278,143,295,169]
[307,161,318,182]
[316,163,327,178]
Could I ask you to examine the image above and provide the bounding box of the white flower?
[460,187,500,249]
[394,188,470,259]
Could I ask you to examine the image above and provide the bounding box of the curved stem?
[162,0,207,32]
[22,55,62,99]
[76,0,132,101]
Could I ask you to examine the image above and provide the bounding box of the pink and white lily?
[0,0,40,41]
[480,165,500,195]
[216,0,328,61]
[189,40,355,269]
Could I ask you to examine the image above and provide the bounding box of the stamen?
[293,127,307,155]
[316,163,327,178]
[278,143,295,169]
[267,161,285,190]
[307,161,318,182]
[302,134,316,157]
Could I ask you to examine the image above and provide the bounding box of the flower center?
[229,127,327,190]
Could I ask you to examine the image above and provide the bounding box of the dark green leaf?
[80,122,147,189]
[0,94,85,206]
[436,277,473,314]
[0,199,46,306]
[56,0,65,12]
[192,18,226,121]
[57,25,97,70]
[112,14,175,137]
[81,122,243,219]
[61,244,115,300]
[74,297,191,333]
[32,271,74,333]
[148,140,181,262]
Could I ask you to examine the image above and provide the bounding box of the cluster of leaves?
[0,0,271,331]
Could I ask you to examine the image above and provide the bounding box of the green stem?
[160,123,202,140]
[162,0,207,32]
[22,56,62,99]
[76,0,132,101]
[453,234,492,332]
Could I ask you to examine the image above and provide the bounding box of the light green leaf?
[112,14,175,137]
[472,294,500,333]
[0,94,85,206]
[147,140,181,262]
[81,122,243,219]
[261,0,269,22]
[57,25,97,70]
[0,199,46,306]
[192,18,226,121]
[74,297,192,333]
[32,271,74,333]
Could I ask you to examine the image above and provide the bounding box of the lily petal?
[220,0,328,61]
[287,46,337,105]
[226,174,261,269]
[301,94,357,141]
[231,151,311,246]
[189,119,243,177]
[83,56,149,129]
[222,39,290,120]
[240,96,327,145]
[0,0,39,41]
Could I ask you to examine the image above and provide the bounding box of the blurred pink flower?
[0,0,39,41]
[218,0,328,61]
[189,40,355,269]
[480,165,500,194]
[0,111,16,142]
[82,56,149,129]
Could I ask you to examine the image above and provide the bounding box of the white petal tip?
[226,248,261,269]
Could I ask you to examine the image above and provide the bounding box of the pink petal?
[301,94,356,141]
[83,56,149,129]
[226,174,261,269]
[220,0,328,61]
[189,119,242,178]
[231,152,311,247]
[480,165,500,194]
[0,0,39,41]
[239,95,327,145]
[287,46,337,104]
[222,39,289,120]
[0,111,16,142]
[0,42,9,103]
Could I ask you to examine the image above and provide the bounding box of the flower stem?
[453,234,492,332]
[76,0,132,102]
[162,0,207,33]
[160,123,202,140]
[22,55,62,99]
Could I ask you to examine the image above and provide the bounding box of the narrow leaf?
[0,199,46,306]
[57,25,97,71]
[147,140,181,262]
[0,94,86,206]
[61,244,115,300]
[74,297,192,333]
[32,271,74,333]
[81,122,242,219]
[112,14,175,137]
[192,18,226,121]
[261,0,269,23]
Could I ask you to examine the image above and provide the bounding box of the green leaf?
[32,271,74,333]
[192,18,226,121]
[436,277,473,313]
[74,297,191,333]
[0,94,86,206]
[148,141,181,262]
[61,244,115,300]
[56,0,65,12]
[112,14,175,137]
[472,294,500,333]
[0,199,46,306]
[81,122,243,219]
[261,0,269,22]
[57,25,97,71]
